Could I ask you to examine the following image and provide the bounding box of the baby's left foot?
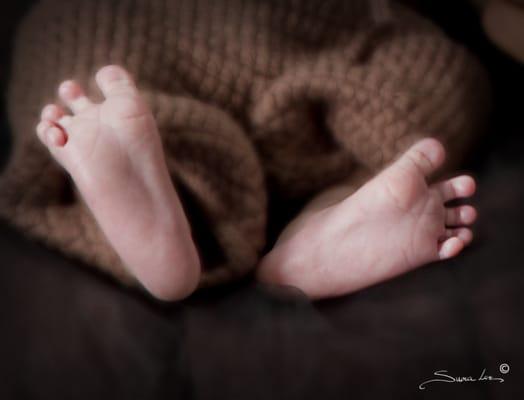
[257,138,477,299]
[35,66,200,301]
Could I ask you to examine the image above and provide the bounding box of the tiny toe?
[36,121,67,147]
[95,65,137,98]
[36,120,52,144]
[400,137,446,177]
[445,205,477,227]
[58,80,94,114]
[438,175,476,202]
[41,104,65,122]
[46,126,67,147]
[438,237,464,260]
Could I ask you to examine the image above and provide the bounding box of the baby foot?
[257,138,477,299]
[36,65,200,300]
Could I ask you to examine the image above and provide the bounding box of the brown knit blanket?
[0,0,490,288]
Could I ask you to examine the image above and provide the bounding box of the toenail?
[457,181,468,194]
[426,141,444,164]
[60,80,73,89]
[102,66,125,81]
[59,81,75,95]
[42,105,57,119]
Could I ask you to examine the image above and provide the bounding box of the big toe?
[399,138,446,177]
[95,65,137,98]
[438,236,464,260]
[36,120,67,147]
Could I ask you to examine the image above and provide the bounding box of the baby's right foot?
[36,65,200,300]
[257,138,477,299]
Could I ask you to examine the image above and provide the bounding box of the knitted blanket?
[0,0,490,289]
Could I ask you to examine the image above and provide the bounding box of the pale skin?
[36,65,477,301]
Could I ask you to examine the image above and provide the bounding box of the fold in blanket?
[0,0,490,288]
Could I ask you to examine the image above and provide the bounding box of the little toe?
[41,104,65,122]
[437,175,476,202]
[399,137,446,177]
[36,121,67,147]
[47,126,68,147]
[95,65,137,98]
[438,237,464,260]
[58,80,94,114]
[36,120,52,144]
[445,205,477,227]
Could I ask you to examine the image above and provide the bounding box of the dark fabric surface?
[1,1,523,399]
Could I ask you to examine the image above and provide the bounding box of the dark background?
[1,1,523,399]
